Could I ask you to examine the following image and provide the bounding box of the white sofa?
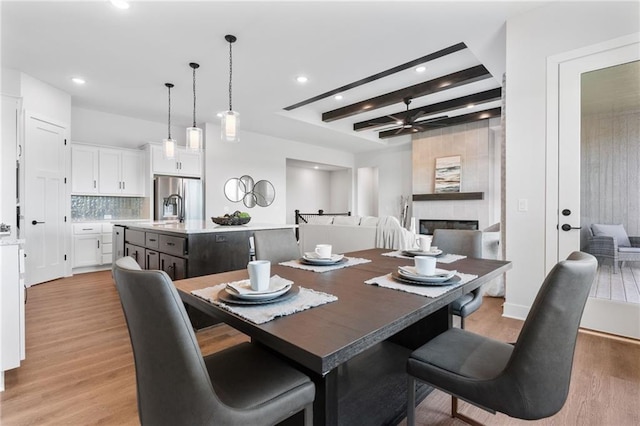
[298,215,378,254]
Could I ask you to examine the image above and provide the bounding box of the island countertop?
[112,220,297,235]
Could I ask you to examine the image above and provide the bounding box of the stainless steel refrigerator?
[154,175,203,221]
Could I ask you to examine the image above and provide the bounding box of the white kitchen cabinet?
[72,223,114,268]
[98,148,145,196]
[151,145,202,177]
[1,242,25,391]
[71,145,99,194]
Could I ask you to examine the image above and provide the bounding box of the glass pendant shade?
[186,126,202,151]
[221,110,240,143]
[163,138,176,159]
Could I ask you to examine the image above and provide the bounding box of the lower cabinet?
[124,243,146,269]
[145,249,160,270]
[73,235,101,267]
[159,253,187,280]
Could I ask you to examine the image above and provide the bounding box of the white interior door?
[24,115,67,286]
[557,37,640,339]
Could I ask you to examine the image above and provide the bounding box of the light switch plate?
[518,199,528,212]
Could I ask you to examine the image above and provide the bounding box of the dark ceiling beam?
[378,107,502,139]
[283,42,468,111]
[353,87,502,131]
[322,65,492,122]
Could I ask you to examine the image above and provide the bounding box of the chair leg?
[460,315,465,329]
[303,403,313,426]
[451,396,485,426]
[614,261,619,274]
[407,376,416,426]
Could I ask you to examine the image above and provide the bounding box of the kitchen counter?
[113,220,297,234]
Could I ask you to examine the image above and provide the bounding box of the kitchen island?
[112,220,297,279]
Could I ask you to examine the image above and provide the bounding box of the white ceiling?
[1,0,547,153]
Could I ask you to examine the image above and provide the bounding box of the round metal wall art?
[223,175,275,208]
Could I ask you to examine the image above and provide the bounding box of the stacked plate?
[391,266,460,286]
[401,248,443,257]
[300,252,346,266]
[219,276,297,305]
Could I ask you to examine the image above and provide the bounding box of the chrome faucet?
[164,193,184,223]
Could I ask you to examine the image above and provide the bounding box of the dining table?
[174,248,512,426]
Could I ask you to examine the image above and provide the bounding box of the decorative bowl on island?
[211,212,251,226]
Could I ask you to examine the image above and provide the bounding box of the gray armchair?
[254,228,301,264]
[406,252,597,425]
[587,224,640,273]
[113,257,315,426]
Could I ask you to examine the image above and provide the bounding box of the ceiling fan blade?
[414,115,449,125]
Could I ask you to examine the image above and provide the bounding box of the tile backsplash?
[71,196,145,221]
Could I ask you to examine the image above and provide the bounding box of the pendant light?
[163,83,176,159]
[221,34,240,143]
[186,62,202,152]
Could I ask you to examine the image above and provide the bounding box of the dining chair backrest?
[254,228,301,263]
[432,229,483,257]
[113,257,220,425]
[498,251,597,418]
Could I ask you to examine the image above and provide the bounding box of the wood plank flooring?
[590,264,640,304]
[1,271,639,425]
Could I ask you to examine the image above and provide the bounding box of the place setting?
[365,255,478,298]
[382,235,467,264]
[280,244,371,272]
[191,259,337,324]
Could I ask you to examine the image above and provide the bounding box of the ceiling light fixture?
[415,66,426,73]
[296,75,308,83]
[71,77,85,85]
[109,0,130,10]
[163,83,176,159]
[334,94,343,100]
[186,62,202,152]
[467,104,475,109]
[221,34,240,143]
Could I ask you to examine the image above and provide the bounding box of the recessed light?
[314,166,319,169]
[415,66,426,73]
[71,77,86,85]
[334,95,343,101]
[216,112,223,118]
[467,104,474,109]
[296,75,308,83]
[110,0,130,9]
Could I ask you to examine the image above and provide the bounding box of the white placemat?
[364,270,478,298]
[191,284,337,324]
[381,251,467,264]
[279,256,372,272]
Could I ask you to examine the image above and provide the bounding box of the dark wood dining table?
[174,248,511,426]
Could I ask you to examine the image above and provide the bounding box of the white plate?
[397,267,456,283]
[401,249,443,257]
[225,276,293,300]
[391,271,462,287]
[301,253,345,265]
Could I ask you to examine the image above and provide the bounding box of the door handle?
[31,220,45,225]
[561,224,581,231]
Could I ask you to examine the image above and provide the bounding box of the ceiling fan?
[379,97,448,136]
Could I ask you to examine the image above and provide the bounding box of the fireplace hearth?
[419,219,479,235]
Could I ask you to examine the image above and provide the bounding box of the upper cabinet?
[72,143,145,196]
[151,145,202,177]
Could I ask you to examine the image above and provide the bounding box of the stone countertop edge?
[0,238,26,246]
[111,221,298,234]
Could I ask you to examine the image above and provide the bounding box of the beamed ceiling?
[283,42,502,144]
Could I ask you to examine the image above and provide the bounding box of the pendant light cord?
[228,39,233,111]
[192,66,197,127]
[168,85,172,139]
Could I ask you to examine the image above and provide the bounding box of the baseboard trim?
[502,302,528,321]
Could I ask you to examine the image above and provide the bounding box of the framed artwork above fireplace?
[434,155,461,193]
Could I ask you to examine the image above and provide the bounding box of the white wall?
[354,143,412,219]
[329,169,351,214]
[357,167,379,217]
[504,1,640,319]
[286,166,332,223]
[71,107,187,149]
[20,72,71,126]
[205,122,354,224]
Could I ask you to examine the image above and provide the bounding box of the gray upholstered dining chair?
[406,251,597,426]
[113,257,315,426]
[254,228,301,264]
[432,229,483,328]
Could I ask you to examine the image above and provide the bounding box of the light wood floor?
[1,271,639,426]
[590,264,640,304]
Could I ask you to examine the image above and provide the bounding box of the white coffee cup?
[248,260,271,291]
[414,256,436,276]
[315,244,332,259]
[416,235,432,252]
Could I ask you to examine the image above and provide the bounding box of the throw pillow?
[333,216,361,226]
[360,216,379,227]
[306,215,334,225]
[591,223,631,247]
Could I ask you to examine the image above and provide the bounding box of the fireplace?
[419,219,479,235]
